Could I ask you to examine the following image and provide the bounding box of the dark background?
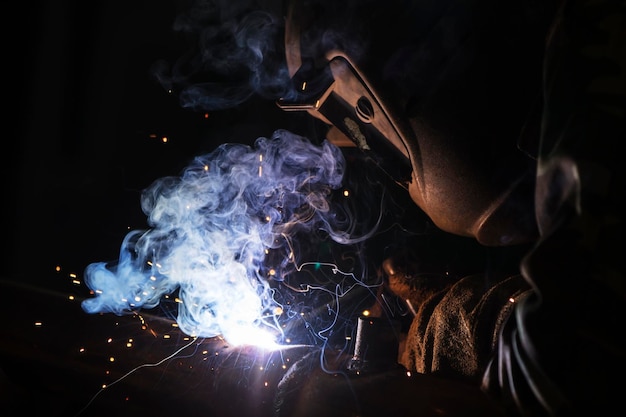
[8,0,320,281]
[3,1,524,416]
[4,1,323,415]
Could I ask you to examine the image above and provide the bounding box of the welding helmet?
[278,0,557,246]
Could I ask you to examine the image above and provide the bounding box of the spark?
[74,337,200,417]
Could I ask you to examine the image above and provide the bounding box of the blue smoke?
[82,130,348,347]
[150,0,366,112]
[151,1,292,111]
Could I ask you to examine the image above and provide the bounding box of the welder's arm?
[272,349,507,417]
[203,343,506,417]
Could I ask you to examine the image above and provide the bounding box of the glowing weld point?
[223,327,281,350]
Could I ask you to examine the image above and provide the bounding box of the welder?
[275,0,626,416]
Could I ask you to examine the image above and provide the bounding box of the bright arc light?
[223,326,282,350]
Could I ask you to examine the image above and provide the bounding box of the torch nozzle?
[348,315,401,373]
